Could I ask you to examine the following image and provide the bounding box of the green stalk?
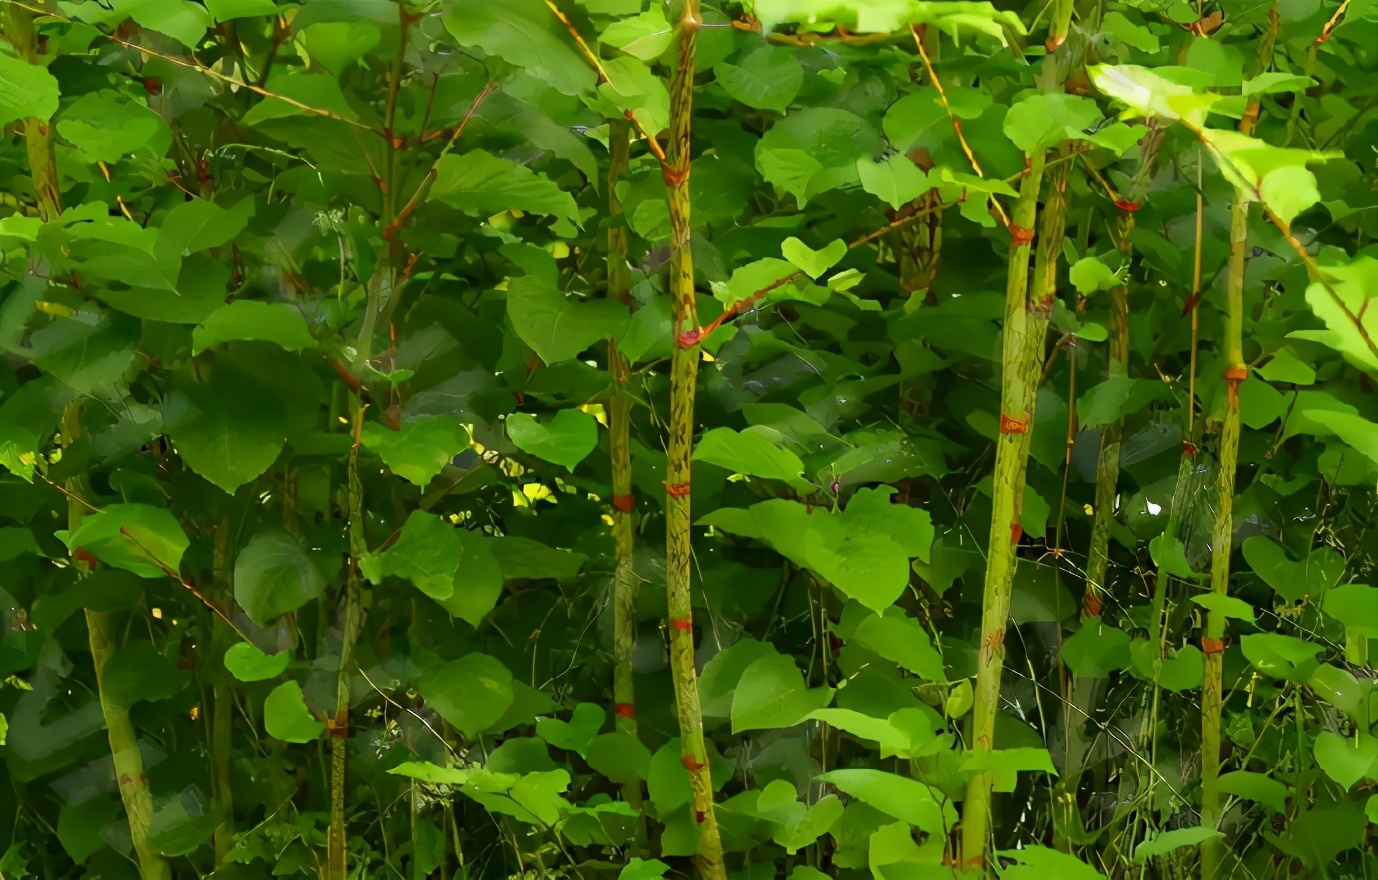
[663,5,726,879]
[65,408,172,880]
[7,11,168,879]
[327,401,367,880]
[961,148,1050,871]
[1200,21,1274,875]
[605,118,648,849]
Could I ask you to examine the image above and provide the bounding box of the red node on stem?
[1201,636,1226,655]
[695,810,707,824]
[677,327,703,349]
[1224,365,1249,383]
[1010,522,1023,545]
[666,482,691,499]
[1114,199,1141,213]
[73,548,99,571]
[611,493,635,513]
[1083,590,1104,619]
[681,753,706,772]
[1010,225,1034,246]
[1182,441,1198,458]
[662,162,691,188]
[999,413,1030,434]
[670,616,694,632]
[615,702,636,720]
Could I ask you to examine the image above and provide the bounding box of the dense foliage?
[2,0,1377,878]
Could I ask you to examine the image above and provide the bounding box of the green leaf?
[506,410,598,470]
[1242,537,1344,603]
[1061,622,1132,677]
[435,529,505,627]
[1078,376,1168,427]
[1322,583,1378,641]
[263,681,325,743]
[506,274,628,365]
[1296,258,1378,376]
[56,94,170,164]
[715,46,803,112]
[1003,93,1103,154]
[1313,730,1378,790]
[430,150,579,223]
[781,237,847,280]
[442,0,595,96]
[416,653,515,738]
[234,530,327,626]
[700,637,777,717]
[60,503,188,579]
[996,846,1105,880]
[618,859,671,880]
[815,768,955,834]
[242,72,358,123]
[1069,256,1125,294]
[0,52,60,127]
[692,427,807,484]
[596,57,670,134]
[104,641,182,707]
[163,377,287,495]
[710,258,802,307]
[961,747,1057,792]
[599,9,673,60]
[1218,771,1290,813]
[1240,633,1323,681]
[1191,592,1257,625]
[1133,826,1224,863]
[586,732,652,784]
[361,511,462,600]
[731,652,833,732]
[755,108,881,207]
[362,416,469,486]
[192,302,317,354]
[1303,410,1378,466]
[535,703,606,758]
[856,155,931,210]
[205,0,280,20]
[850,614,946,682]
[223,643,291,682]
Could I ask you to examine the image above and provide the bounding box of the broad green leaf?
[104,642,182,707]
[586,732,652,784]
[748,0,1024,37]
[1061,623,1132,677]
[961,748,1057,792]
[815,768,955,834]
[0,51,59,127]
[242,72,359,124]
[361,511,462,600]
[205,0,279,20]
[192,302,317,354]
[441,0,595,95]
[1313,730,1378,790]
[535,703,606,758]
[263,681,324,743]
[223,643,290,682]
[1321,583,1378,644]
[1303,410,1378,466]
[490,536,587,580]
[506,274,628,365]
[59,504,188,579]
[1089,64,1217,124]
[755,108,881,207]
[1191,593,1257,624]
[435,529,505,627]
[781,237,847,280]
[234,530,327,626]
[416,653,515,738]
[996,846,1105,879]
[856,155,931,210]
[1069,256,1125,294]
[1295,258,1378,376]
[430,150,579,223]
[596,57,670,135]
[362,416,469,486]
[1078,376,1168,427]
[850,614,946,682]
[56,94,170,163]
[710,258,803,307]
[715,46,803,112]
[1133,826,1223,863]
[1218,771,1289,813]
[731,653,833,732]
[598,9,673,60]
[1003,93,1102,154]
[619,859,671,880]
[389,760,471,786]
[1240,633,1323,681]
[163,377,287,495]
[1242,537,1344,603]
[692,427,807,484]
[700,637,777,718]
[506,410,598,470]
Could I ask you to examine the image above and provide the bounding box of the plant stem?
[1200,17,1275,874]
[961,147,1050,872]
[663,5,726,879]
[211,518,236,866]
[605,118,648,851]
[327,400,367,880]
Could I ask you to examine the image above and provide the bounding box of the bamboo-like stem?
[8,9,168,879]
[605,118,648,851]
[1200,17,1276,877]
[1083,132,1161,620]
[65,409,173,880]
[662,5,726,879]
[326,401,367,880]
[960,147,1053,871]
